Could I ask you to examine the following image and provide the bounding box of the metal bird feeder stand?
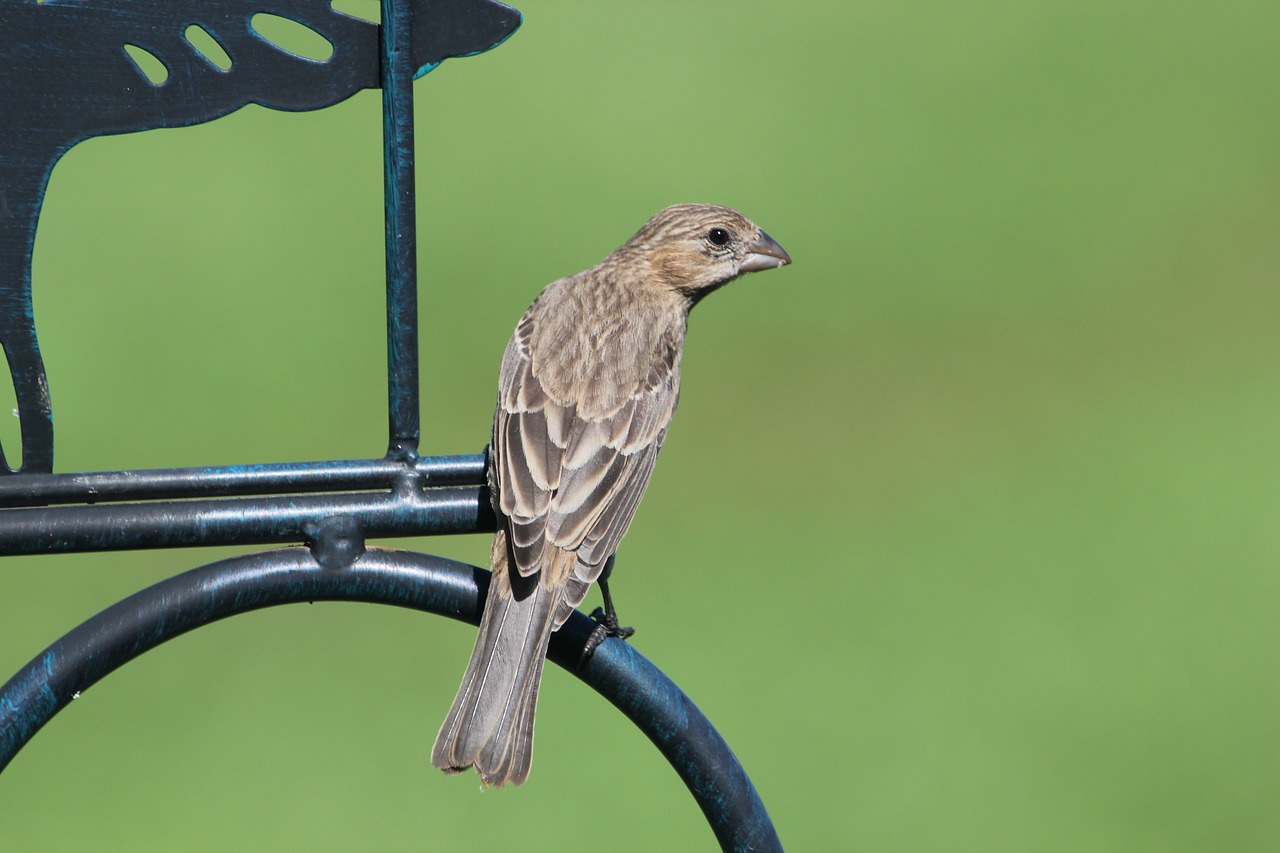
[0,1,781,849]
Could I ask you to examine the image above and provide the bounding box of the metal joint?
[306,515,367,570]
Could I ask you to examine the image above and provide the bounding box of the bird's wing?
[493,309,680,622]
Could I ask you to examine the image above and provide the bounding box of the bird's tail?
[431,530,567,786]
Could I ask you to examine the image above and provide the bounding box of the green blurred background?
[3,1,1279,849]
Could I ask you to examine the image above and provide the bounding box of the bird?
[431,203,791,787]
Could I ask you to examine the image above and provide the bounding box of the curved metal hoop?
[0,546,780,852]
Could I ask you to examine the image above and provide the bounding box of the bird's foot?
[578,607,635,667]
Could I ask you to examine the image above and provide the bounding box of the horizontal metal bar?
[0,486,495,556]
[0,453,486,508]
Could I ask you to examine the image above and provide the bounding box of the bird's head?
[616,203,791,303]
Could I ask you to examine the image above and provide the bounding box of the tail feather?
[431,531,569,786]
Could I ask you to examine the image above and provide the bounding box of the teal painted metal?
[382,0,421,460]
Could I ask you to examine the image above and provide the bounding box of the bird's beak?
[740,230,792,272]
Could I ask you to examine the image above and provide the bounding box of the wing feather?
[500,414,547,520]
[549,447,629,541]
[574,435,664,569]
[516,410,559,492]
[493,299,682,589]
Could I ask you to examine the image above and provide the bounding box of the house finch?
[431,203,791,786]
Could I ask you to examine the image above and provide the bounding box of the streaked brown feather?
[549,450,630,546]
[562,420,609,471]
[575,437,664,569]
[499,414,544,520]
[516,410,558,492]
[544,401,572,449]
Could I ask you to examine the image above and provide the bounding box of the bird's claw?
[578,607,635,667]
[590,606,636,641]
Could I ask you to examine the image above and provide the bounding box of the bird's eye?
[707,227,731,247]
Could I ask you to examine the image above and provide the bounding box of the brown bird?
[431,203,791,786]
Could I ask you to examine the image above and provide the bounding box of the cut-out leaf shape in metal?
[0,0,520,473]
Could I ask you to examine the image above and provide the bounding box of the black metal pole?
[382,0,421,461]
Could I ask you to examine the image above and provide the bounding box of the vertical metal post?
[381,0,420,462]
